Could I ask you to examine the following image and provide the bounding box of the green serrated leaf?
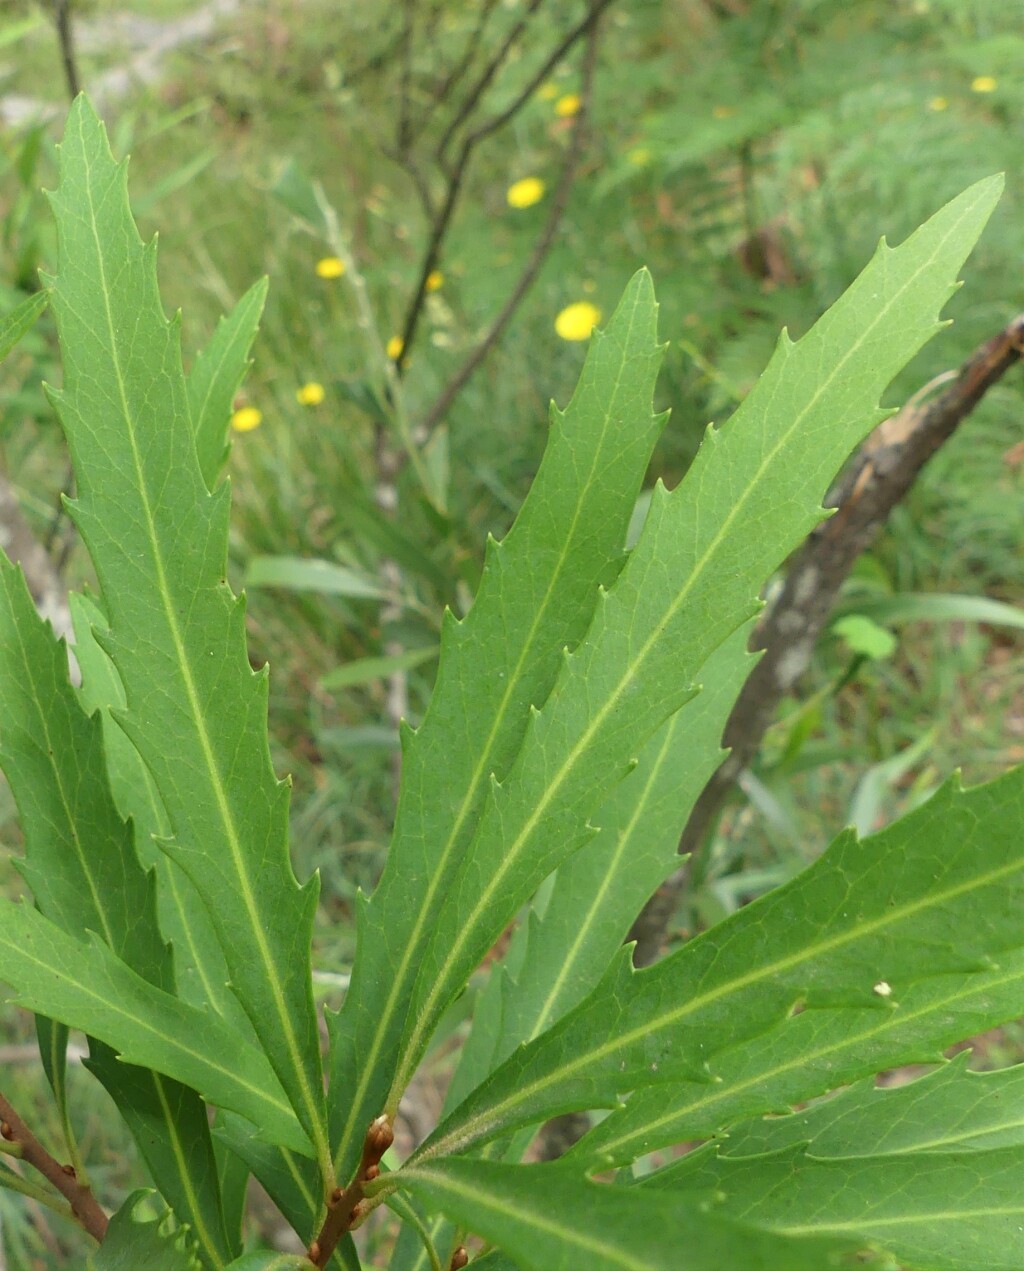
[214,1133,250,1256]
[215,1114,359,1271]
[88,1191,201,1271]
[0,561,238,1265]
[44,96,329,1179]
[721,1052,1024,1159]
[390,1158,869,1271]
[0,557,166,985]
[0,289,48,363]
[575,947,1024,1169]
[491,621,757,1078]
[416,765,1024,1163]
[87,1046,240,1267]
[0,898,310,1157]
[187,277,268,489]
[645,1142,1024,1271]
[431,616,756,1259]
[35,1016,74,1162]
[327,270,668,1175]
[70,591,246,1028]
[394,176,1003,1117]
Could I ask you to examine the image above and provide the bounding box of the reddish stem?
[0,1091,108,1244]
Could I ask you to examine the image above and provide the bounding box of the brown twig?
[418,13,602,436]
[51,0,81,99]
[396,0,417,153]
[411,0,502,148]
[310,1115,394,1268]
[628,313,1024,966]
[394,0,613,380]
[435,0,547,168]
[0,1091,107,1243]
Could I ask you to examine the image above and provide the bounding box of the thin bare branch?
[411,0,502,147]
[436,0,547,166]
[419,15,602,436]
[51,0,81,100]
[396,0,417,153]
[464,0,614,153]
[396,0,611,382]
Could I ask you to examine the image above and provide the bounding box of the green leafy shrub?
[0,96,1021,1271]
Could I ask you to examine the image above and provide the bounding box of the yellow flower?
[425,270,444,292]
[554,301,601,342]
[712,105,735,119]
[230,407,262,433]
[506,177,546,209]
[971,75,997,93]
[296,382,325,406]
[627,146,651,166]
[554,92,581,118]
[927,95,949,111]
[537,81,559,101]
[387,335,404,360]
[315,256,345,279]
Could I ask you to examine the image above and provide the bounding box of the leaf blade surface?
[44,95,328,1175]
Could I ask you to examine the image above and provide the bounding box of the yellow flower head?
[554,93,581,118]
[230,407,262,433]
[555,301,601,342]
[387,335,404,360]
[537,81,559,101]
[971,75,997,93]
[927,95,949,111]
[316,256,345,279]
[296,381,326,406]
[627,146,651,166]
[425,269,444,292]
[712,105,735,119]
[506,177,546,209]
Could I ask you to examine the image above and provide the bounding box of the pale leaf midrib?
[594,960,1024,1162]
[336,290,648,1162]
[424,785,1020,1161]
[402,213,962,1096]
[779,1205,1024,1236]
[403,1169,650,1271]
[79,146,325,1158]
